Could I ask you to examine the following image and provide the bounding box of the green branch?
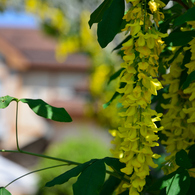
[4,164,68,188]
[173,0,189,10]
[15,101,21,152]
[0,149,80,165]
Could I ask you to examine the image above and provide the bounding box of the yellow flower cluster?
[110,0,166,194]
[25,0,74,60]
[90,65,110,96]
[161,53,187,174]
[161,24,195,175]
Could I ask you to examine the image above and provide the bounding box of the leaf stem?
[15,101,21,152]
[4,164,67,188]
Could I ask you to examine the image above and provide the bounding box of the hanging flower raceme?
[109,0,167,194]
[160,53,188,174]
[161,24,195,176]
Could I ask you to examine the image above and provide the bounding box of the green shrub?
[35,131,111,195]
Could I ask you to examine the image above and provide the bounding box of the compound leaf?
[45,159,96,187]
[73,160,106,195]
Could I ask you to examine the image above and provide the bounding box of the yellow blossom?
[148,1,157,12]
[138,62,149,70]
[146,37,155,49]
[136,46,151,57]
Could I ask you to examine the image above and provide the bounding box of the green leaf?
[161,0,169,5]
[182,71,195,89]
[108,68,124,84]
[174,6,195,26]
[181,49,191,69]
[97,0,125,48]
[100,175,121,195]
[152,87,169,113]
[19,98,72,122]
[186,177,195,195]
[0,188,12,195]
[88,0,113,28]
[45,159,96,187]
[0,95,17,109]
[187,144,195,163]
[191,0,195,4]
[166,169,190,195]
[176,149,192,169]
[73,160,106,195]
[147,168,180,192]
[168,46,184,64]
[159,13,179,33]
[164,31,195,46]
[179,69,188,89]
[103,157,125,173]
[103,82,125,109]
[103,91,120,109]
[159,188,166,195]
[118,190,129,195]
[118,18,128,33]
[147,168,190,195]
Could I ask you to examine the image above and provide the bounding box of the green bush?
[35,131,111,195]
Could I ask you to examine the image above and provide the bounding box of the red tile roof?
[0,28,90,72]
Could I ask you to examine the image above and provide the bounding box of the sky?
[0,9,38,28]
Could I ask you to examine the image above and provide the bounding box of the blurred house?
[0,28,92,166]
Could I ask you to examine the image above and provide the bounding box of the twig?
[4,164,67,188]
[172,0,189,10]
